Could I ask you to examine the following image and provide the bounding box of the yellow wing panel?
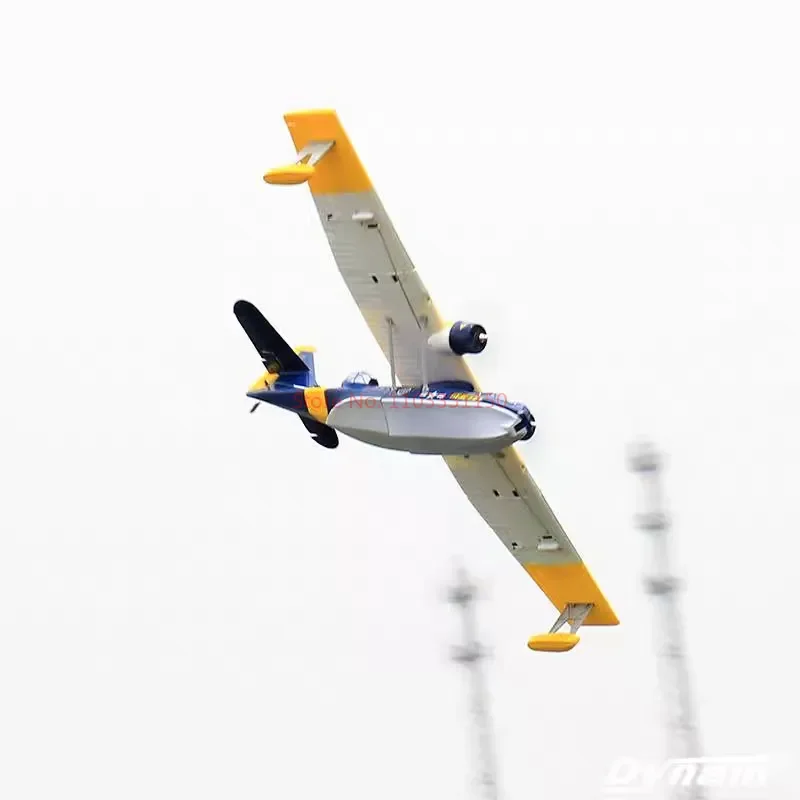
[524,563,619,626]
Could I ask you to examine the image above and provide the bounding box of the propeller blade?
[249,402,260,413]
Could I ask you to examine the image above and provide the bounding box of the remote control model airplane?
[235,110,618,652]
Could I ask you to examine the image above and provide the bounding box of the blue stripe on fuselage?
[247,381,530,420]
[248,386,306,413]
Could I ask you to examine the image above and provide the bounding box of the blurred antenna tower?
[448,565,500,800]
[628,442,705,800]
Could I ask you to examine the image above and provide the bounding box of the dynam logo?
[603,755,770,796]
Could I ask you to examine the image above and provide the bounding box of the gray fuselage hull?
[326,396,526,455]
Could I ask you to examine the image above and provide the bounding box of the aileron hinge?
[352,210,375,224]
[537,534,560,552]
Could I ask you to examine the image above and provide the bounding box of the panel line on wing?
[374,223,423,331]
[494,455,557,542]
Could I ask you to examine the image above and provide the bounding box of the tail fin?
[295,348,318,386]
[233,300,315,386]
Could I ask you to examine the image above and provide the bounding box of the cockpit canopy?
[342,370,379,387]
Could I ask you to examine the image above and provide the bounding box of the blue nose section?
[476,394,536,441]
[513,404,536,440]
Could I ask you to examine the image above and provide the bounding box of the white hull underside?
[326,398,525,455]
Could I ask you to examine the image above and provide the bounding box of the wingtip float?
[241,109,619,653]
[263,162,315,185]
[528,633,581,653]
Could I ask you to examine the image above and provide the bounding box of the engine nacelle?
[427,321,487,355]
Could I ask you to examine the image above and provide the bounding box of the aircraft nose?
[515,407,536,440]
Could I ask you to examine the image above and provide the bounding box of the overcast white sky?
[1,2,798,798]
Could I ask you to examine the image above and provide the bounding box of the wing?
[443,448,619,628]
[264,109,479,389]
[265,110,618,647]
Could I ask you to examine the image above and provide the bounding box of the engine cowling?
[427,321,487,355]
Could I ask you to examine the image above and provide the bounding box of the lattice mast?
[628,442,705,800]
[448,566,500,800]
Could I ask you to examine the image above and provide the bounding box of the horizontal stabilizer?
[299,416,339,448]
[233,300,308,374]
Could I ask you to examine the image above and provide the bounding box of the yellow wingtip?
[523,562,619,626]
[527,633,580,653]
[278,109,372,195]
[263,163,315,185]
